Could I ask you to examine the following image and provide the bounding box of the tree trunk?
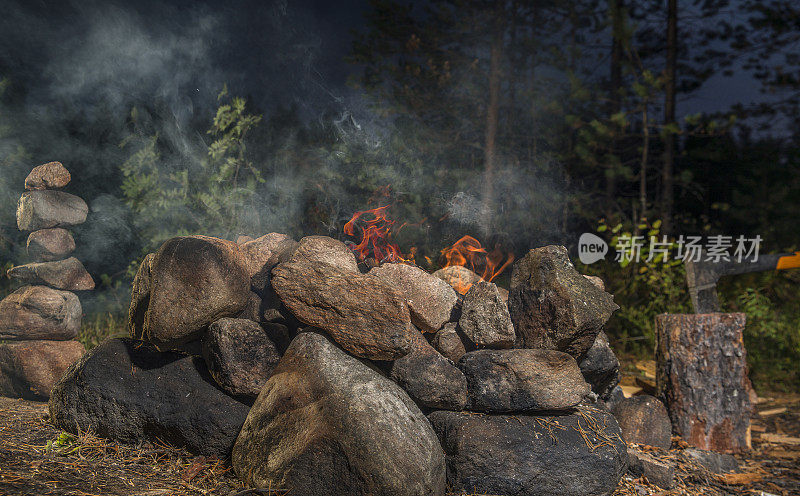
[662,0,677,234]
[655,313,752,453]
[481,23,502,236]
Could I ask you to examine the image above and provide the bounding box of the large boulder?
[232,331,446,496]
[7,257,94,291]
[611,395,672,449]
[509,245,618,358]
[202,318,281,400]
[271,260,415,360]
[579,331,621,400]
[137,236,250,351]
[458,349,589,412]
[458,280,515,348]
[370,263,457,333]
[16,190,88,231]
[24,161,71,190]
[429,322,467,363]
[49,338,250,458]
[0,340,85,400]
[389,331,467,411]
[428,409,627,496]
[26,228,76,262]
[0,286,82,340]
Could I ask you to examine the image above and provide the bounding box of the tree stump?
[655,313,751,453]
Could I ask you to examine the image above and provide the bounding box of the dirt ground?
[1,395,798,496]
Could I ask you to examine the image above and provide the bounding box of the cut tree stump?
[655,313,752,453]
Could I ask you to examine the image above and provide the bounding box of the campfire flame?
[344,205,411,263]
[440,235,514,294]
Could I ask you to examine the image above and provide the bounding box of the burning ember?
[440,235,514,294]
[344,205,413,263]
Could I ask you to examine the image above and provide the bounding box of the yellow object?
[776,251,800,270]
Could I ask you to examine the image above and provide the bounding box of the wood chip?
[621,385,643,398]
[716,472,763,485]
[750,424,767,433]
[635,360,656,379]
[760,433,800,445]
[758,407,787,417]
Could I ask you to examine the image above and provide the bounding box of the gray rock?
[428,409,628,496]
[458,281,515,348]
[49,338,250,458]
[389,331,467,410]
[579,331,621,400]
[430,322,467,363]
[24,161,71,190]
[26,228,76,262]
[137,236,250,351]
[611,395,672,449]
[232,331,446,496]
[682,448,739,474]
[0,285,82,340]
[271,260,415,360]
[0,340,85,400]
[627,449,675,489]
[370,263,457,333]
[7,257,94,291]
[202,318,281,400]
[509,245,619,358]
[458,349,589,412]
[16,190,88,231]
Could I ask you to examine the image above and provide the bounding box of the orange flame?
[440,235,514,294]
[344,205,412,263]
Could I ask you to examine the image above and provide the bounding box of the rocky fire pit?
[45,230,631,495]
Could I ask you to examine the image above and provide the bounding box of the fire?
[440,235,514,294]
[344,205,412,263]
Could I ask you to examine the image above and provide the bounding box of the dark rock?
[682,448,739,474]
[49,338,250,458]
[288,235,359,272]
[430,322,467,363]
[26,228,75,262]
[16,190,88,231]
[0,340,85,400]
[389,331,467,410]
[271,260,414,360]
[604,386,625,411]
[138,236,250,351]
[611,395,672,449]
[428,409,627,496]
[579,331,621,400]
[370,263,457,333]
[7,257,94,291]
[235,290,264,323]
[202,318,281,399]
[458,281,515,348]
[509,245,619,358]
[0,285,81,340]
[24,161,71,190]
[126,253,154,341]
[232,331,446,496]
[627,449,675,489]
[458,349,589,412]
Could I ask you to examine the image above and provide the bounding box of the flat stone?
[138,236,250,351]
[0,285,81,340]
[16,190,88,231]
[579,331,621,400]
[458,281,515,348]
[26,228,76,262]
[509,245,619,358]
[202,318,281,400]
[370,262,458,333]
[24,161,71,190]
[271,260,414,360]
[7,257,94,290]
[611,395,672,449]
[389,330,467,410]
[0,340,85,400]
[430,322,467,363]
[428,409,627,496]
[458,349,589,412]
[232,331,446,496]
[49,338,251,458]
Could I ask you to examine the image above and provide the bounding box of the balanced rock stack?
[49,234,628,496]
[0,162,92,400]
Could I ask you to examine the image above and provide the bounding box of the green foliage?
[77,312,127,350]
[46,432,81,455]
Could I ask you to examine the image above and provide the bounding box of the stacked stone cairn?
[0,162,92,400]
[49,234,634,496]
